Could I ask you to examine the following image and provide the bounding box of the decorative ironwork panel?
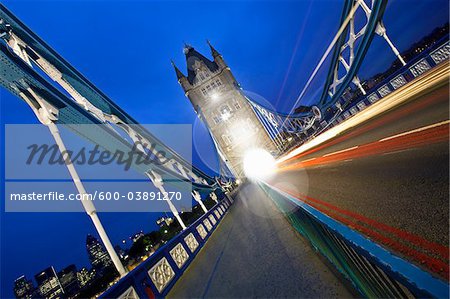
[367,93,379,103]
[203,219,213,231]
[356,101,366,110]
[196,224,207,239]
[350,107,358,115]
[169,243,189,269]
[208,214,217,225]
[377,85,391,97]
[430,42,450,64]
[148,257,175,293]
[409,59,431,77]
[184,233,199,253]
[390,74,407,90]
[118,287,139,299]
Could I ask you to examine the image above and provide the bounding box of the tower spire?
[207,40,221,58]
[171,60,185,80]
[183,42,193,55]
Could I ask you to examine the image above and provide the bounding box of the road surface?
[274,66,449,279]
[168,183,354,298]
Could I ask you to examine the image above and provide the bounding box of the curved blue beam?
[320,0,388,109]
[0,4,216,185]
[0,42,218,192]
[318,0,353,107]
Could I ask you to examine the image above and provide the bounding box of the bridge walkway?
[168,183,354,298]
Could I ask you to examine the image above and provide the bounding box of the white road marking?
[276,65,449,164]
[378,120,450,142]
[323,146,359,157]
[381,149,415,156]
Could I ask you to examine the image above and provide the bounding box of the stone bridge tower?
[172,42,277,177]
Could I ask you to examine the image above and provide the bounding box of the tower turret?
[172,59,192,92]
[171,60,185,81]
[207,40,227,69]
[207,40,220,58]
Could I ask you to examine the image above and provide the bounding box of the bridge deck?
[168,183,353,298]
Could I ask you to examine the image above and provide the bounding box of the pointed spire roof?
[207,40,221,58]
[183,43,193,54]
[171,60,185,80]
[183,44,219,84]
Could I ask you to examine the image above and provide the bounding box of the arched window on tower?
[197,66,211,82]
[233,99,241,110]
[219,104,232,121]
[212,113,221,124]
[222,134,233,145]
[219,104,231,115]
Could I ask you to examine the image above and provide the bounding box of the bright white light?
[222,112,231,121]
[211,93,219,100]
[243,148,276,180]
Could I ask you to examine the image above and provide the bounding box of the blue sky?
[1,0,448,297]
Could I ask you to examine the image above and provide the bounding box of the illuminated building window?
[212,115,221,124]
[219,104,231,115]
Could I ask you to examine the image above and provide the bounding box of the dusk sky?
[0,0,448,297]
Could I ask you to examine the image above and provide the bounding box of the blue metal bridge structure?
[1,1,449,298]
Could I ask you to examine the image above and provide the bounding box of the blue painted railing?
[100,192,235,299]
[317,37,449,132]
[260,182,449,298]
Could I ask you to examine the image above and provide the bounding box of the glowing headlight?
[243,148,276,180]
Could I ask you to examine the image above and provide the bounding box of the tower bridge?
[172,43,278,177]
[1,1,449,298]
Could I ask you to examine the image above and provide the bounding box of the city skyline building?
[77,267,95,289]
[58,264,80,298]
[86,234,113,271]
[13,275,34,299]
[34,267,64,299]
